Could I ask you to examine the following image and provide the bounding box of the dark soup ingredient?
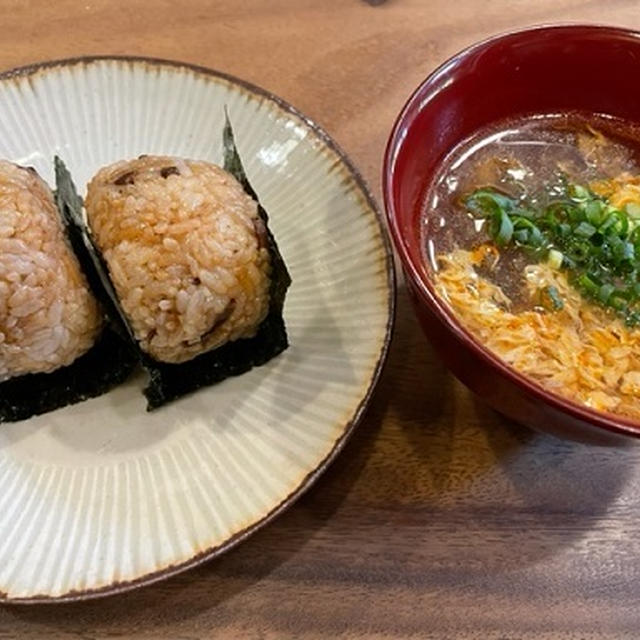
[422,113,640,420]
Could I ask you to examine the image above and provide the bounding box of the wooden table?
[3,1,640,638]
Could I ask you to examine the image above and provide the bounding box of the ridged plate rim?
[0,55,396,604]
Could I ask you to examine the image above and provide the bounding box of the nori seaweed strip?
[0,163,138,423]
[55,115,291,410]
[222,112,291,317]
[0,327,136,422]
[143,311,289,408]
[54,158,137,345]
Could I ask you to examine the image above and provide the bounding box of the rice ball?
[0,162,102,381]
[85,156,272,364]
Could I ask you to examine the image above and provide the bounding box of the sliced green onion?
[610,295,627,311]
[622,242,635,261]
[578,273,599,296]
[585,200,605,225]
[547,249,564,270]
[611,211,629,236]
[574,221,597,238]
[466,189,515,217]
[464,184,640,324]
[570,184,589,201]
[599,215,618,234]
[491,209,514,246]
[598,283,615,303]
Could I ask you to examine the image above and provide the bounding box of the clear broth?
[422,112,640,309]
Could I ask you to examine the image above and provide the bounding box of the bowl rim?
[383,22,640,440]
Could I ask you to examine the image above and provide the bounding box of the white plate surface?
[0,57,394,602]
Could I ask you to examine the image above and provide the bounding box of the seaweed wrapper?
[0,327,136,422]
[55,115,291,409]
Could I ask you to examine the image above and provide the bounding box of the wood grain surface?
[3,1,640,638]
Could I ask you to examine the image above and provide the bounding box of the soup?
[422,113,640,420]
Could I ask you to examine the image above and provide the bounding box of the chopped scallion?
[464,182,640,325]
[547,249,564,270]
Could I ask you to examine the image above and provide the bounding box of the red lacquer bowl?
[383,24,640,445]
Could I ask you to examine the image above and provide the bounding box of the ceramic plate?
[0,57,394,602]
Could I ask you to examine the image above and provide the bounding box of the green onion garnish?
[547,249,564,270]
[491,209,514,246]
[574,221,597,238]
[464,182,640,325]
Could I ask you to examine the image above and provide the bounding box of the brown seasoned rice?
[0,162,102,381]
[85,156,271,363]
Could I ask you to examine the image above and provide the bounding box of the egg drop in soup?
[422,113,640,421]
